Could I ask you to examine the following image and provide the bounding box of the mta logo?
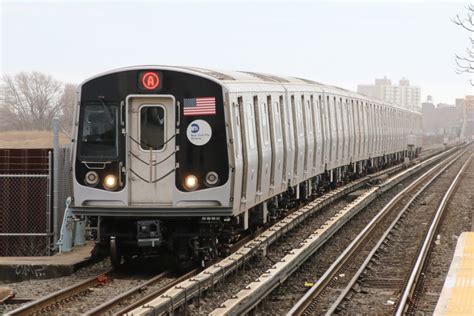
[191,123,200,133]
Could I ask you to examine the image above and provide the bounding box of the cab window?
[140,105,165,150]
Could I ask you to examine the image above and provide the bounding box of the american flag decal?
[183,97,216,116]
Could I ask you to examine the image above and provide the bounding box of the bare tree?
[59,83,78,136]
[0,72,64,131]
[453,4,474,85]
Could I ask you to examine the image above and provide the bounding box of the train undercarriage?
[91,152,411,269]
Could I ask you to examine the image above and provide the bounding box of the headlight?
[103,174,118,191]
[205,171,219,186]
[183,174,199,191]
[85,171,99,186]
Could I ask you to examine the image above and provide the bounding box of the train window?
[278,97,285,142]
[306,99,313,136]
[78,103,119,159]
[234,101,242,159]
[294,96,304,137]
[326,96,333,132]
[246,101,256,148]
[139,105,165,151]
[262,102,270,145]
[274,101,283,142]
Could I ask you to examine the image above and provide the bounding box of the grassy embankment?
[0,131,70,148]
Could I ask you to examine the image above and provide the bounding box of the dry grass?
[0,130,70,148]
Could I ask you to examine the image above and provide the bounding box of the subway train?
[70,66,422,266]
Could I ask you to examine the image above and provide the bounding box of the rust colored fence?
[0,149,51,174]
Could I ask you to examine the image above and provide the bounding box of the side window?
[299,99,304,137]
[305,98,313,136]
[262,102,270,145]
[246,100,256,148]
[319,95,324,134]
[234,101,241,158]
[294,96,304,137]
[311,95,317,131]
[327,96,333,132]
[340,98,345,135]
[275,101,283,142]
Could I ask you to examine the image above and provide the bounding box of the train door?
[326,95,337,169]
[239,97,258,208]
[127,96,175,205]
[341,98,349,164]
[354,100,361,161]
[334,97,342,167]
[267,96,284,194]
[312,94,323,175]
[350,100,357,161]
[319,95,329,170]
[229,96,243,213]
[302,95,314,180]
[293,95,305,183]
[282,94,295,186]
[254,96,272,202]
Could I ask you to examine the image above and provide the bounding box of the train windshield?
[78,104,119,160]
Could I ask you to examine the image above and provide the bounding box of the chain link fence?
[0,174,51,256]
[0,145,72,256]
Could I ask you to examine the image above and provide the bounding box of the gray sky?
[1,0,472,104]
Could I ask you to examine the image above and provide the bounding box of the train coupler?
[137,220,162,247]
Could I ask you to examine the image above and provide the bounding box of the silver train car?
[70,66,422,265]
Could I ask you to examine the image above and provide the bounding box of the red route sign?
[141,72,160,90]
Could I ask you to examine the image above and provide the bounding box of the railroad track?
[7,270,114,315]
[5,223,264,315]
[6,267,203,316]
[122,146,462,315]
[287,149,471,315]
[88,269,199,315]
[4,147,453,316]
[206,146,466,315]
[397,153,472,315]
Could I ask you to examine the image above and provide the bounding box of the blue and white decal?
[186,119,212,146]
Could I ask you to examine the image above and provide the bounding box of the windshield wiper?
[98,96,115,124]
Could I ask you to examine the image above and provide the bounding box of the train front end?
[71,67,231,264]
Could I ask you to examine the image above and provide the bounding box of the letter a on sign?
[147,76,155,87]
[140,72,160,90]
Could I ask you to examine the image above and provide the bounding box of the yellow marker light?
[184,175,199,191]
[103,174,118,190]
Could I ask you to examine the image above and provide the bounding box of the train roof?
[82,65,420,115]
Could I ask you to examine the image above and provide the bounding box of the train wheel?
[110,236,122,268]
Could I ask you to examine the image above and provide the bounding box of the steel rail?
[116,269,199,315]
[7,148,449,316]
[288,149,465,316]
[395,153,473,315]
[125,147,461,316]
[85,270,171,316]
[211,148,464,316]
[7,270,113,315]
[325,151,470,315]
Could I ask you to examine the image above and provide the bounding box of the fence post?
[47,151,53,255]
[53,117,60,249]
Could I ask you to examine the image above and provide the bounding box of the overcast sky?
[1,0,472,104]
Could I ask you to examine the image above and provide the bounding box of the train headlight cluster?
[183,174,199,191]
[84,171,99,186]
[103,174,118,191]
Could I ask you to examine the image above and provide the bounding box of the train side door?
[127,95,176,205]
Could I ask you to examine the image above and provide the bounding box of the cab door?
[127,95,176,206]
